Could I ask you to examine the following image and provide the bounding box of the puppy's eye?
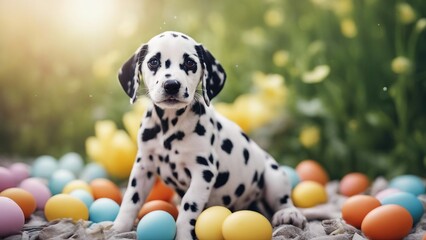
[185,59,196,69]
[148,58,160,69]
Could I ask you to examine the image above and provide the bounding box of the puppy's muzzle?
[164,80,181,95]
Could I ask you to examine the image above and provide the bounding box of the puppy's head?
[118,31,226,109]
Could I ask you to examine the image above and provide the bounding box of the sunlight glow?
[61,0,117,35]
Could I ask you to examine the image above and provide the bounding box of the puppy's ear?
[118,45,148,104]
[196,45,226,106]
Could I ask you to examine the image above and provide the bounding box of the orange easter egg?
[296,160,329,185]
[0,188,36,219]
[146,178,175,202]
[90,178,122,204]
[138,200,179,220]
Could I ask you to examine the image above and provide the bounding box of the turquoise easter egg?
[31,155,58,179]
[280,166,300,189]
[137,210,176,240]
[389,175,425,196]
[59,152,84,177]
[381,192,424,224]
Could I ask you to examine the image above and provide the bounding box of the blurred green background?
[0,0,425,179]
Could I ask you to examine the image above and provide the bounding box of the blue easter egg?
[381,192,424,224]
[89,198,120,223]
[49,169,76,195]
[281,166,300,189]
[389,175,425,196]
[59,152,84,177]
[70,189,94,208]
[79,163,108,183]
[137,210,176,240]
[32,155,58,179]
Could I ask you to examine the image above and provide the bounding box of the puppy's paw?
[272,207,307,229]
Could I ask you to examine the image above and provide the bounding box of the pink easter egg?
[9,163,30,184]
[0,196,25,237]
[19,178,52,210]
[0,167,16,192]
[375,188,401,201]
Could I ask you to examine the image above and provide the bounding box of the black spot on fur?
[147,171,153,179]
[142,124,161,142]
[221,139,233,154]
[164,131,185,150]
[171,118,178,126]
[131,192,139,204]
[252,171,258,184]
[181,35,189,40]
[214,171,229,188]
[235,184,245,197]
[196,156,209,166]
[176,189,185,198]
[258,172,265,189]
[161,118,169,133]
[159,155,164,162]
[131,178,137,187]
[191,102,206,115]
[191,229,197,239]
[154,105,164,119]
[136,157,141,163]
[176,108,186,116]
[210,134,215,145]
[241,132,250,142]
[180,53,198,75]
[164,155,170,163]
[157,167,161,175]
[203,170,214,182]
[166,177,177,187]
[194,121,206,136]
[217,122,223,131]
[165,59,171,69]
[184,202,198,212]
[243,149,250,165]
[208,154,214,164]
[165,73,171,78]
[146,109,153,118]
[280,194,289,204]
[190,219,196,226]
[172,33,178,37]
[170,162,176,170]
[222,195,231,205]
[184,168,192,179]
[149,155,153,161]
[271,164,279,170]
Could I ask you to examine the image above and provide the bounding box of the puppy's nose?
[164,80,181,95]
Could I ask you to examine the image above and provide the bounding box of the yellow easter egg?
[62,180,92,195]
[222,210,272,240]
[44,194,89,222]
[195,206,232,240]
[292,181,328,208]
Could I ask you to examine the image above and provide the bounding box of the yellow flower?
[396,3,416,24]
[264,9,284,27]
[302,65,330,83]
[123,97,150,141]
[332,0,353,18]
[242,27,266,47]
[299,126,321,148]
[391,56,411,74]
[253,72,287,108]
[415,18,426,33]
[273,50,290,67]
[340,18,358,38]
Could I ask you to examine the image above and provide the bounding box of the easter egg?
[292,181,327,208]
[19,178,52,210]
[0,167,16,192]
[70,189,94,208]
[295,160,329,185]
[380,192,424,224]
[0,196,25,237]
[137,210,176,240]
[79,163,107,182]
[44,194,89,222]
[0,188,36,219]
[49,169,76,195]
[62,180,92,195]
[389,175,425,196]
[89,198,120,223]
[58,152,85,177]
[138,200,179,220]
[9,163,30,184]
[195,206,231,240]
[31,155,58,179]
[90,178,122,204]
[375,188,401,201]
[146,178,175,202]
[341,195,381,228]
[361,205,412,240]
[280,166,300,189]
[222,210,272,240]
[339,172,370,197]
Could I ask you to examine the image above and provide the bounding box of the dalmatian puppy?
[113,31,306,239]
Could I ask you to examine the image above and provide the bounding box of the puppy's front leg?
[175,163,217,240]
[113,153,156,232]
